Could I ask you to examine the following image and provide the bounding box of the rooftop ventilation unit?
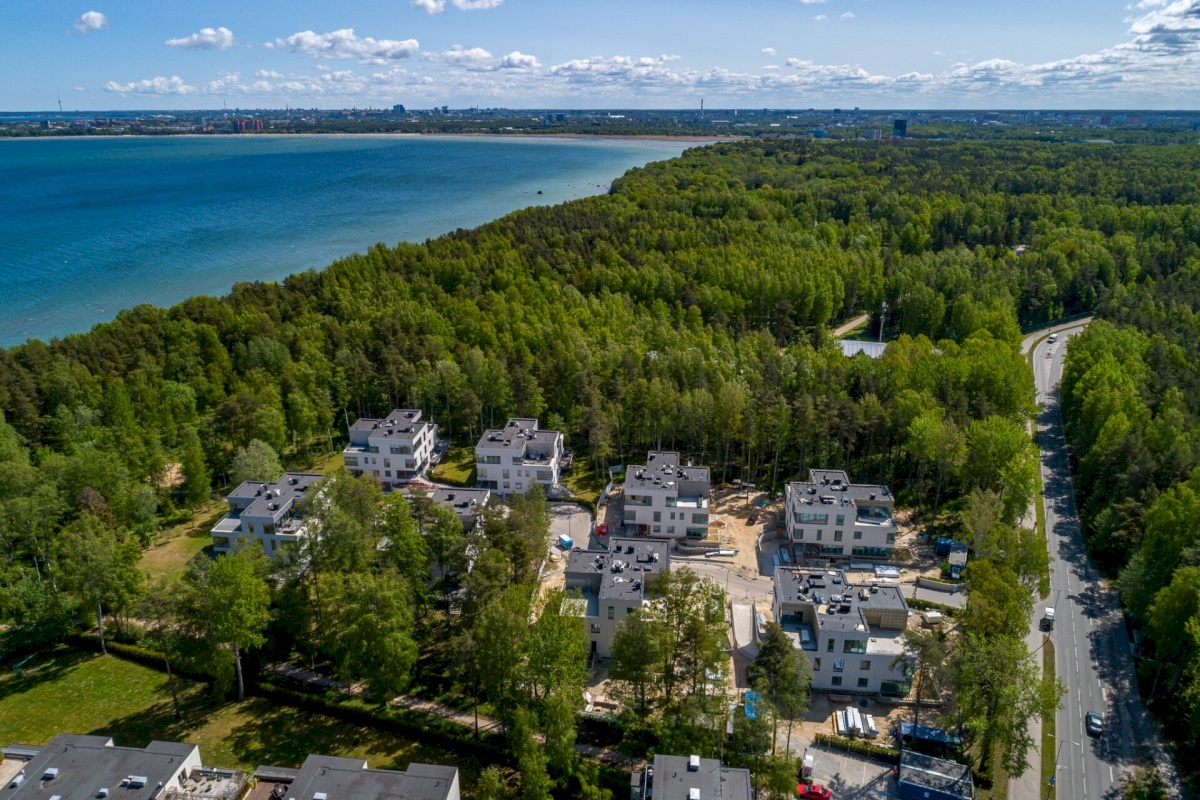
[129,777,148,789]
[44,768,60,780]
[689,790,701,800]
[688,755,701,771]
[314,793,329,800]
[9,772,25,789]
[98,790,109,798]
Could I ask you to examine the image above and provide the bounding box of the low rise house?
[211,472,322,556]
[475,417,564,497]
[630,754,751,800]
[425,487,491,531]
[784,469,896,560]
[260,754,460,800]
[3,734,204,800]
[344,409,438,487]
[622,451,711,538]
[772,567,913,695]
[565,537,669,658]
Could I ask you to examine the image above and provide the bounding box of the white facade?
[475,417,564,497]
[211,472,322,557]
[772,568,912,695]
[344,409,438,487]
[785,469,896,560]
[622,451,711,539]
[565,538,669,658]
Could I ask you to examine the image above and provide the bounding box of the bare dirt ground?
[709,486,784,574]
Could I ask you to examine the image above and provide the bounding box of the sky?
[4,0,1200,111]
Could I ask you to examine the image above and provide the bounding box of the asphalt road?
[1028,324,1180,800]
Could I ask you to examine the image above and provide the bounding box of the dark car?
[1085,711,1104,737]
[748,515,758,525]
[798,785,831,800]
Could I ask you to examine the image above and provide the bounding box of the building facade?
[344,409,438,487]
[565,537,669,658]
[772,568,912,695]
[622,451,711,538]
[475,417,564,497]
[784,469,897,560]
[210,472,322,557]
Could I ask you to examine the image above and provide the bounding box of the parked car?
[798,784,831,800]
[1048,333,1058,343]
[1085,711,1104,737]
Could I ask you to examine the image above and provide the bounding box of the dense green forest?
[3,138,1200,791]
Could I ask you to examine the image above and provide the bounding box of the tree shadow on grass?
[85,680,219,748]
[0,647,95,705]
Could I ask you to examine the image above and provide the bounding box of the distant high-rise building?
[392,104,406,113]
[892,118,908,138]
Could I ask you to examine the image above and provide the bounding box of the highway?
[1025,323,1180,800]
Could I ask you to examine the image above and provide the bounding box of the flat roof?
[350,409,424,432]
[776,568,908,633]
[5,734,198,800]
[566,540,668,600]
[839,340,887,359]
[237,473,323,519]
[281,754,458,800]
[476,418,561,451]
[428,487,490,512]
[647,754,751,800]
[626,451,711,490]
[899,750,973,800]
[787,470,893,512]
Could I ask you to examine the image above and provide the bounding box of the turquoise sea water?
[0,135,690,346]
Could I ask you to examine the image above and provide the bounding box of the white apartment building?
[344,409,438,487]
[475,417,564,497]
[785,469,897,560]
[211,472,322,557]
[622,451,711,539]
[564,538,669,658]
[772,568,913,696]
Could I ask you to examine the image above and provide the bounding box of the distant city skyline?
[4,0,1200,111]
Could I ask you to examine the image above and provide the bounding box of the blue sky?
[4,0,1200,110]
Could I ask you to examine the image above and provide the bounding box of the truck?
[1041,607,1055,631]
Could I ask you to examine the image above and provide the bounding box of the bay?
[0,134,691,346]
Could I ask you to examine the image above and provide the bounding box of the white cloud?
[73,85,85,91]
[762,47,776,56]
[256,69,285,79]
[275,29,419,64]
[104,75,196,95]
[437,44,495,68]
[453,0,503,8]
[499,50,540,70]
[814,14,829,22]
[74,11,107,34]
[799,0,826,4]
[412,0,446,12]
[166,27,234,50]
[841,12,855,19]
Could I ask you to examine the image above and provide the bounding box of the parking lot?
[801,744,897,800]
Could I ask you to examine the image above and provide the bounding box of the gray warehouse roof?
[3,734,198,800]
[279,754,459,800]
[645,754,751,800]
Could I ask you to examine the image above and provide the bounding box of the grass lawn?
[0,649,480,778]
[564,462,604,507]
[1042,637,1057,800]
[140,499,224,583]
[430,446,475,487]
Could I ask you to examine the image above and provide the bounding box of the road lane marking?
[1110,766,1114,783]
[1101,688,1106,702]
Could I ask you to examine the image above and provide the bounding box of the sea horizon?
[0,134,693,347]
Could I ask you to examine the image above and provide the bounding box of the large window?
[833,658,844,672]
[484,455,501,465]
[691,513,709,524]
[795,512,829,525]
[831,676,843,687]
[843,640,867,654]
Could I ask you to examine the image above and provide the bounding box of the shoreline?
[0,131,739,145]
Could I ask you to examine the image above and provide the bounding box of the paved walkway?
[832,313,871,338]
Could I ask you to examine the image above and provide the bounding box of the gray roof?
[775,568,907,631]
[647,755,751,800]
[566,540,668,601]
[899,750,974,800]
[4,734,198,800]
[281,754,459,800]
[237,473,323,519]
[428,488,490,514]
[350,408,425,433]
[476,418,561,452]
[626,451,710,489]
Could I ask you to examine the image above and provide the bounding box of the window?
[861,660,871,670]
[502,469,510,479]
[652,525,661,533]
[797,512,829,525]
[886,532,896,544]
[383,458,391,468]
[853,530,862,540]
[813,658,821,671]
[834,530,843,542]
[857,677,869,688]
[843,640,867,654]
[816,530,823,541]
[503,482,510,489]
[607,606,615,620]
[836,514,845,526]
[512,456,521,465]
[484,455,501,465]
[831,676,843,687]
[820,545,844,555]
[385,470,392,478]
[516,483,523,490]
[590,624,601,633]
[667,526,675,534]
[653,511,661,522]
[827,639,835,652]
[691,513,708,524]
[833,658,844,672]
[669,512,676,520]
